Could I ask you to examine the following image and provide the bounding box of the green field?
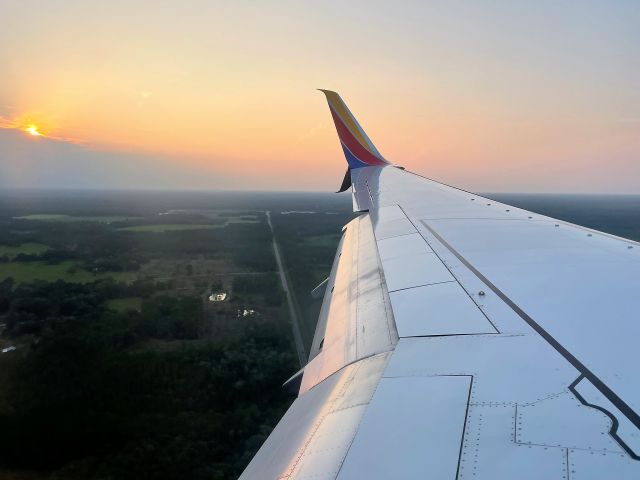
[0,261,137,284]
[0,243,49,259]
[222,215,259,224]
[106,297,142,312]
[15,214,138,223]
[118,224,222,232]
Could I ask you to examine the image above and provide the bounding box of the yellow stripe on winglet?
[320,90,378,156]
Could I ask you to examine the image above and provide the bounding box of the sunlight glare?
[25,124,42,137]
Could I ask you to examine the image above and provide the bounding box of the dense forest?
[0,277,296,479]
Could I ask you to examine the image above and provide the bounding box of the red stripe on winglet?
[329,107,387,166]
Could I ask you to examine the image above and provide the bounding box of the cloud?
[0,129,239,190]
[0,115,86,146]
[0,115,18,130]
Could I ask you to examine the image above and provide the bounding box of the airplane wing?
[239,91,640,480]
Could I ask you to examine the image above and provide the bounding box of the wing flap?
[239,353,390,480]
[337,376,471,480]
[301,213,397,394]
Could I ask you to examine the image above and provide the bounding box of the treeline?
[2,278,207,341]
[0,190,348,219]
[0,215,276,273]
[116,213,226,228]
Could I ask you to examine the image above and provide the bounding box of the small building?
[208,292,227,302]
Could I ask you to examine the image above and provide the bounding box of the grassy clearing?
[216,213,260,224]
[225,217,260,224]
[106,297,142,312]
[0,261,137,284]
[15,214,138,223]
[118,224,222,232]
[0,243,49,259]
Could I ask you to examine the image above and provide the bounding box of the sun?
[25,124,42,136]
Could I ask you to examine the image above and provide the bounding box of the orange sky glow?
[0,1,638,192]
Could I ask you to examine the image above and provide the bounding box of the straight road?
[266,211,307,366]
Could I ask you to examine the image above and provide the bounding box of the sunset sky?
[1,0,638,192]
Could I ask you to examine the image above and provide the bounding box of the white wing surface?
[239,91,640,480]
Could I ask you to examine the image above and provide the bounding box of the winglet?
[319,90,389,169]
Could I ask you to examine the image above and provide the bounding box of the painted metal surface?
[517,392,624,453]
[459,403,568,480]
[320,90,388,169]
[377,232,433,260]
[381,251,454,292]
[299,214,397,395]
[242,93,640,479]
[389,282,497,337]
[337,376,470,480]
[418,216,640,426]
[385,335,579,405]
[371,204,418,239]
[239,353,390,480]
[568,449,640,479]
[574,377,640,455]
[345,166,634,475]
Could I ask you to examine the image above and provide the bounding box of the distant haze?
[1,1,639,192]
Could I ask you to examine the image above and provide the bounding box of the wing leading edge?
[240,92,640,480]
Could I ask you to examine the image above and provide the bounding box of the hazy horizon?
[3,186,640,196]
